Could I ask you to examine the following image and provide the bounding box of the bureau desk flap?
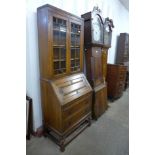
[50,73,92,105]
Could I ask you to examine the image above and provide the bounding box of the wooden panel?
[81,12,92,47]
[37,8,50,78]
[54,73,82,85]
[93,83,108,118]
[88,47,103,87]
[41,80,62,132]
[98,84,107,115]
[62,81,85,95]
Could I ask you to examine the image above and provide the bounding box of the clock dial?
[103,24,112,46]
[105,25,109,32]
[93,24,100,41]
[92,14,103,43]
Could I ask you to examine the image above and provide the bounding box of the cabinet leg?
[111,98,114,102]
[60,145,65,152]
[43,127,50,138]
[43,132,48,137]
[60,138,65,152]
[93,115,98,121]
[88,117,91,126]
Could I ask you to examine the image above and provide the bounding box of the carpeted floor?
[27,89,129,155]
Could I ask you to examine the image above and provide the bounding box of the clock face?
[105,25,109,32]
[93,24,100,41]
[92,14,103,43]
[103,24,112,46]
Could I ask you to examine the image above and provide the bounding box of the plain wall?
[26,0,129,131]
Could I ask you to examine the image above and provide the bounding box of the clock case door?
[85,47,104,87]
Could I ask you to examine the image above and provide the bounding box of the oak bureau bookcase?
[37,4,92,152]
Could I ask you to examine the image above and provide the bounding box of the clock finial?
[104,17,114,32]
[93,5,101,13]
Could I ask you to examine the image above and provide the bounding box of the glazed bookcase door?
[70,20,83,73]
[52,15,68,76]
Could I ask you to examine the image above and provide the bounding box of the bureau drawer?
[118,81,124,86]
[63,106,90,131]
[62,95,91,119]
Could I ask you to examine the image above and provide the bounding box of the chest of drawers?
[106,64,127,100]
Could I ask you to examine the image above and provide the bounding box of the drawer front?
[63,105,90,131]
[117,82,125,89]
[62,95,91,118]
[119,73,126,81]
[118,66,127,72]
[116,82,124,96]
[116,88,123,98]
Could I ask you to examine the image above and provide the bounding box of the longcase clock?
[82,6,109,119]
